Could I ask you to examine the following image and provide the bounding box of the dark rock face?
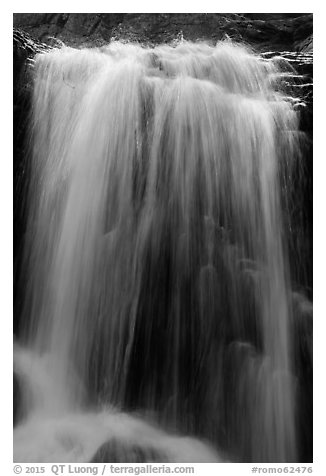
[14,371,24,427]
[13,30,48,335]
[90,439,167,463]
[13,372,20,426]
[13,13,312,51]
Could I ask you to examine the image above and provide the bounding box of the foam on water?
[14,410,222,463]
[14,347,221,463]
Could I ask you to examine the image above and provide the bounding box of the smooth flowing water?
[14,40,302,462]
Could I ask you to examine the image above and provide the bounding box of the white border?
[3,4,322,474]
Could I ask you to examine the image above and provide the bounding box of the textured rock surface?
[13,13,312,50]
[13,29,49,335]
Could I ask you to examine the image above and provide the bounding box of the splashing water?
[15,40,302,462]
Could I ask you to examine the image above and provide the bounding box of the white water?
[15,40,300,462]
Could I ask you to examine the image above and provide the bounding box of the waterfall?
[14,40,302,463]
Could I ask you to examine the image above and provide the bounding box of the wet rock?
[13,13,313,52]
[90,438,166,463]
[14,371,24,427]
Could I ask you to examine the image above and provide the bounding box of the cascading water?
[14,40,306,463]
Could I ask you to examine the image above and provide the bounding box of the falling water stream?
[14,40,303,463]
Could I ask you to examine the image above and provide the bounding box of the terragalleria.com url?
[20,465,196,475]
